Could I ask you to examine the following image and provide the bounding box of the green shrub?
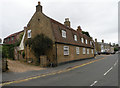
[2,44,14,60]
[82,31,91,37]
[22,51,25,59]
[25,34,53,64]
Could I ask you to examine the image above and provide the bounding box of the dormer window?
[28,30,31,38]
[86,39,88,44]
[8,38,10,42]
[62,30,66,38]
[12,36,14,41]
[81,38,84,43]
[74,35,77,41]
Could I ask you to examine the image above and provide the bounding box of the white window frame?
[76,47,80,55]
[83,48,86,54]
[62,30,66,38]
[87,49,89,54]
[86,39,88,44]
[91,49,93,54]
[64,46,69,55]
[81,38,84,43]
[27,30,31,38]
[12,36,14,41]
[74,35,77,41]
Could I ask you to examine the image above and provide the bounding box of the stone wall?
[56,44,94,64]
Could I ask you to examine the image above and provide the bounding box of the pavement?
[7,59,45,73]
[1,54,119,87]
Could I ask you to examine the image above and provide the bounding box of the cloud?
[0,0,118,44]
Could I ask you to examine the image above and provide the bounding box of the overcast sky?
[0,0,119,45]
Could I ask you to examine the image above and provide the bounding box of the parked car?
[111,52,115,54]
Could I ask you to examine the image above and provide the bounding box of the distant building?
[3,30,24,44]
[94,39,114,54]
[110,46,114,53]
[94,39,101,54]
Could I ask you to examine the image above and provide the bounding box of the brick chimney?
[109,42,111,46]
[95,38,97,42]
[77,26,82,33]
[24,26,27,31]
[36,1,42,12]
[102,39,104,43]
[64,18,71,27]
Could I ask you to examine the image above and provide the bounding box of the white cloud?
[0,0,118,44]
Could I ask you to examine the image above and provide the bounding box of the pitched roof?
[49,17,94,48]
[4,30,24,39]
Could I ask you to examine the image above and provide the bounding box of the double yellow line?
[1,57,105,86]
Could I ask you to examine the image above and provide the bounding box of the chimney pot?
[36,1,42,12]
[24,26,27,31]
[38,1,40,5]
[77,26,82,33]
[65,18,69,21]
[95,38,97,42]
[102,39,104,43]
[64,18,71,27]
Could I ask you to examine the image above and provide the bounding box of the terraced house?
[94,39,114,54]
[22,2,95,66]
[3,30,23,44]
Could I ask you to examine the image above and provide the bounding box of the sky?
[0,0,119,45]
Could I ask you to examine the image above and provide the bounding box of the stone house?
[94,39,114,54]
[22,2,95,66]
[94,39,101,54]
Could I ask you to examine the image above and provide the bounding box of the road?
[2,54,119,87]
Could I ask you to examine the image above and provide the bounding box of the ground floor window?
[87,49,89,54]
[76,47,80,55]
[91,49,93,54]
[83,48,86,54]
[64,46,69,55]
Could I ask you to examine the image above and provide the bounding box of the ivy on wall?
[25,34,53,65]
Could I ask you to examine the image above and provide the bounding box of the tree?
[114,48,118,52]
[2,44,14,59]
[25,38,32,48]
[25,34,53,65]
[22,51,25,59]
[82,31,91,37]
[0,39,1,43]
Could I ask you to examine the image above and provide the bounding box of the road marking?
[114,60,118,67]
[90,81,98,86]
[104,67,113,76]
[1,57,105,86]
[114,62,117,66]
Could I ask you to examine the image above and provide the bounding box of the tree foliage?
[0,38,2,43]
[25,39,32,48]
[82,31,91,37]
[114,48,119,51]
[25,34,53,64]
[2,44,14,59]
[22,51,25,59]
[31,34,53,59]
